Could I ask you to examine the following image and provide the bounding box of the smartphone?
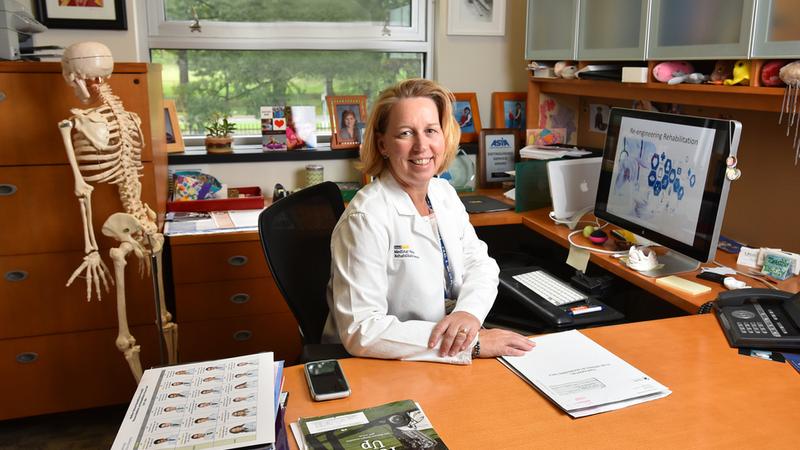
[304,359,351,401]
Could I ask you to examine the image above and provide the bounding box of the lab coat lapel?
[381,173,438,246]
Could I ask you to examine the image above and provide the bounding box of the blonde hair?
[359,78,461,177]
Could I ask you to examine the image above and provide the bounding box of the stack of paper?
[500,330,671,418]
[290,400,447,450]
[520,145,593,160]
[112,352,287,450]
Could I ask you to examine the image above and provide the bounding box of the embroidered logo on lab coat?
[393,244,418,259]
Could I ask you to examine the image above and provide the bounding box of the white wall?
[25,0,529,195]
[434,0,529,125]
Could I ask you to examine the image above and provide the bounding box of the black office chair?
[258,181,350,363]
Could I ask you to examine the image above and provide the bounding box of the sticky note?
[655,276,712,296]
[566,245,591,273]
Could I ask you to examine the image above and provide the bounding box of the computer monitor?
[594,108,742,277]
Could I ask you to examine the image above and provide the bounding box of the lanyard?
[425,195,454,299]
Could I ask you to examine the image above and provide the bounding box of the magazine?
[295,400,447,450]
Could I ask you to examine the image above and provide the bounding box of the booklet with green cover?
[298,399,447,450]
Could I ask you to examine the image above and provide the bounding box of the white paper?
[737,246,760,268]
[500,330,670,418]
[111,353,275,450]
[229,209,263,228]
[304,412,369,434]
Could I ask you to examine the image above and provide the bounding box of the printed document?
[500,330,670,418]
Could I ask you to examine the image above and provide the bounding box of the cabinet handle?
[227,255,248,266]
[232,330,253,341]
[5,270,28,282]
[16,352,38,364]
[230,293,251,304]
[0,184,17,196]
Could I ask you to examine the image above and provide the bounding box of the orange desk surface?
[283,314,800,449]
[522,208,800,314]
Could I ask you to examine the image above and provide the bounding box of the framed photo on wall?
[452,92,482,143]
[326,95,367,150]
[164,100,184,154]
[447,0,506,36]
[478,129,516,188]
[491,92,526,132]
[35,0,127,30]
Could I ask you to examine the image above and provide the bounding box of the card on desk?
[655,275,712,295]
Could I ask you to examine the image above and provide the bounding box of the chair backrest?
[257,181,345,345]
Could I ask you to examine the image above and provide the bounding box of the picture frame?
[453,92,482,143]
[478,129,516,188]
[164,100,184,154]
[491,92,527,133]
[326,95,367,150]
[35,0,127,30]
[447,0,506,36]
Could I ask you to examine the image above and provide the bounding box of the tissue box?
[622,67,649,83]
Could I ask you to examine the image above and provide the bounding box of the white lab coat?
[322,173,499,364]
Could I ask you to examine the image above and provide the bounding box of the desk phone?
[713,289,800,350]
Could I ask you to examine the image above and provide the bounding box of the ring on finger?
[457,328,469,335]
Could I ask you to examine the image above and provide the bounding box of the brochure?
[500,330,671,418]
[292,400,447,450]
[111,353,276,450]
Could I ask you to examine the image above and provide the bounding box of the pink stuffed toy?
[761,60,787,87]
[653,61,706,85]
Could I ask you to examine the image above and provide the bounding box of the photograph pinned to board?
[492,92,526,132]
[453,92,482,143]
[447,0,506,36]
[35,0,127,30]
[478,129,516,188]
[589,104,610,133]
[164,100,184,154]
[326,95,367,149]
[538,94,578,145]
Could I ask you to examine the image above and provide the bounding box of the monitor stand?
[638,250,700,278]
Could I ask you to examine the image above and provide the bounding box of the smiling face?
[343,111,356,128]
[378,97,445,194]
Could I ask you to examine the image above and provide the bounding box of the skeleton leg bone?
[110,242,142,382]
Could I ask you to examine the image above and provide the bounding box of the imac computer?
[594,108,742,277]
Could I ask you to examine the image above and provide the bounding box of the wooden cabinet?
[0,62,167,420]
[168,232,302,366]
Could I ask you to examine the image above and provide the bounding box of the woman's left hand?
[429,311,481,357]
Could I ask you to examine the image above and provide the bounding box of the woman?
[322,79,534,363]
[338,109,359,142]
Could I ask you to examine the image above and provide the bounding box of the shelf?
[529,77,786,112]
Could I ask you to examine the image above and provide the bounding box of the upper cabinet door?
[648,0,754,60]
[752,0,800,58]
[578,0,649,60]
[525,0,579,60]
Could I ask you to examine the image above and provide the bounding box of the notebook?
[460,195,513,214]
[547,157,602,220]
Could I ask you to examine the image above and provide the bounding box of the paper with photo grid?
[111,353,275,450]
[500,330,671,418]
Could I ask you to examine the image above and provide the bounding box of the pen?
[570,305,602,315]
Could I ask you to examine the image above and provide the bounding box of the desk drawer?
[170,240,269,284]
[175,277,288,322]
[0,72,153,166]
[179,313,301,365]
[0,251,156,339]
[0,325,160,420]
[0,164,158,255]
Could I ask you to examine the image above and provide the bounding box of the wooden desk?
[522,208,800,314]
[283,314,800,449]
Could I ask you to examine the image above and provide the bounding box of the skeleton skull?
[61,41,114,104]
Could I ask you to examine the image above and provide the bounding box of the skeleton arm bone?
[59,119,112,301]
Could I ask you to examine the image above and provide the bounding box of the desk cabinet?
[0,62,166,420]
[751,0,800,57]
[168,233,302,365]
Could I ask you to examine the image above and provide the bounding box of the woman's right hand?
[476,329,535,358]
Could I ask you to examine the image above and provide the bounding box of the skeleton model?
[58,42,177,381]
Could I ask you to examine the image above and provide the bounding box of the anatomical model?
[58,42,177,381]
[778,61,800,165]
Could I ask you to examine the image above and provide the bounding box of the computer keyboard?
[512,270,588,307]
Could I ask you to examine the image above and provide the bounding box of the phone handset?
[716,288,794,306]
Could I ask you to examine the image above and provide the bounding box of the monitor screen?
[595,108,741,266]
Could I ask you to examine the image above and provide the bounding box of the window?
[140,0,432,144]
